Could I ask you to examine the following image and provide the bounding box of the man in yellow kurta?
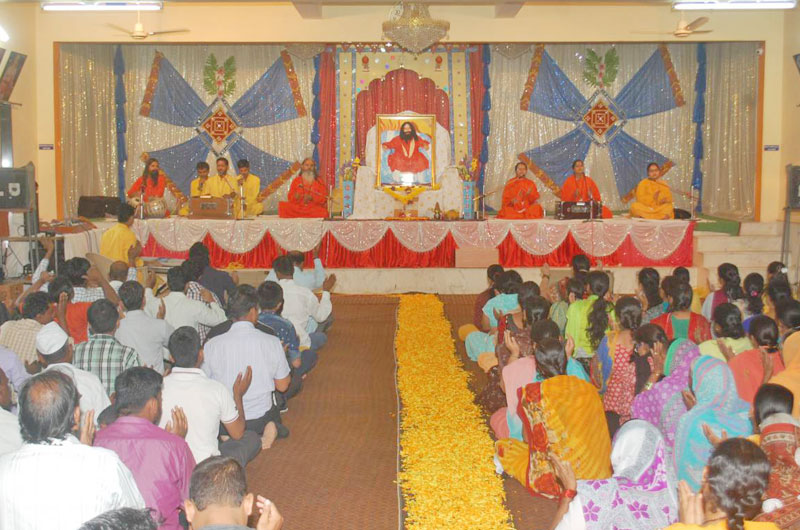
[206,157,239,199]
[100,202,142,265]
[178,161,212,215]
[232,159,263,217]
[630,162,674,220]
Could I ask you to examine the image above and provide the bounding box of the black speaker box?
[77,196,121,218]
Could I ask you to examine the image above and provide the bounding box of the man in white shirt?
[163,266,227,338]
[265,247,333,292]
[272,255,335,351]
[36,321,111,424]
[203,285,291,442]
[0,368,22,456]
[161,326,263,467]
[0,370,144,530]
[116,281,173,374]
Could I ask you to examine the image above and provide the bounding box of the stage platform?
[65,217,695,269]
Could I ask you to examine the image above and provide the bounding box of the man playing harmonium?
[207,157,238,199]
[497,162,544,219]
[278,158,329,218]
[629,162,674,219]
[560,159,613,218]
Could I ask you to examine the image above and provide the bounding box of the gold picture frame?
[375,114,436,190]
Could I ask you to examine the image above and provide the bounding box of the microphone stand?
[239,179,246,220]
[472,186,504,221]
[140,188,145,220]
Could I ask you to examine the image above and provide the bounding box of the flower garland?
[395,294,513,530]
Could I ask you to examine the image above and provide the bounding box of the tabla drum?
[144,198,168,219]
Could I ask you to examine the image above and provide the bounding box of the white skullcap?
[36,322,69,356]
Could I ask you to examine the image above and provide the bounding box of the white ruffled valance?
[125,218,692,260]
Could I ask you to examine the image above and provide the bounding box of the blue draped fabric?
[227,134,294,189]
[311,54,321,170]
[692,44,707,212]
[146,56,207,127]
[608,128,670,198]
[523,50,587,121]
[113,45,127,199]
[615,48,681,119]
[147,135,210,195]
[231,55,302,128]
[522,127,592,188]
[479,44,492,189]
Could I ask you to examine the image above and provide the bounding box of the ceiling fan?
[635,13,713,38]
[107,8,188,40]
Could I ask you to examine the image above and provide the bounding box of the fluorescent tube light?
[41,2,162,11]
[673,0,796,9]
[0,25,9,43]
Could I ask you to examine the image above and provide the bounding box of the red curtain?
[468,47,486,170]
[317,51,338,187]
[355,68,450,159]
[142,224,693,269]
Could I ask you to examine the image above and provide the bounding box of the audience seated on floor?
[272,255,335,352]
[203,285,291,445]
[161,326,263,466]
[116,280,173,374]
[266,247,332,291]
[163,266,227,339]
[0,371,145,529]
[0,291,54,374]
[94,366,195,530]
[184,456,284,530]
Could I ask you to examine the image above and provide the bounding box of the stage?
[66,217,694,270]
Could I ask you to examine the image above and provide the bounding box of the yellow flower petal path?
[395,294,514,530]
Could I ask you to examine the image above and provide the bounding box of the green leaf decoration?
[202,53,237,98]
[203,53,220,97]
[222,56,237,98]
[603,48,620,86]
[582,47,620,89]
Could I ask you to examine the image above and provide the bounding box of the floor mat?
[245,295,400,530]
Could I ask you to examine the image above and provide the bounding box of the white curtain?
[703,43,758,218]
[59,44,118,217]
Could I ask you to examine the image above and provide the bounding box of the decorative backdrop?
[58,41,758,220]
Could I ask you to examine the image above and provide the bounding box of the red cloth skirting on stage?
[142,223,693,269]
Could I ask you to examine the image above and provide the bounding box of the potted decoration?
[339,157,359,218]
[457,156,479,220]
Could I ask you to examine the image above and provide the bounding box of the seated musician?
[560,159,612,219]
[497,162,544,219]
[127,158,167,202]
[278,158,328,218]
[233,159,263,217]
[207,157,238,199]
[178,161,211,216]
[190,161,211,197]
[629,162,674,220]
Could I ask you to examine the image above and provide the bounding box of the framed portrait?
[0,52,26,102]
[376,114,436,189]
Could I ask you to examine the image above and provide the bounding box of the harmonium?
[188,197,233,219]
[554,201,603,220]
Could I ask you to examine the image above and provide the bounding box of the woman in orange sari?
[769,300,800,418]
[561,160,613,219]
[497,162,544,219]
[496,338,612,499]
[651,281,712,343]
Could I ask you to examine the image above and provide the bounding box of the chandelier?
[382,2,450,54]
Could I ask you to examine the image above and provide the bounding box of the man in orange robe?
[278,158,329,218]
[497,162,544,219]
[560,160,613,219]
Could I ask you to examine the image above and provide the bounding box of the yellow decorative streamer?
[395,294,513,530]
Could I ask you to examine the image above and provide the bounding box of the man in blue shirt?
[256,281,318,377]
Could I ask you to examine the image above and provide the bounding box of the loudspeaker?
[77,196,121,218]
[786,165,800,210]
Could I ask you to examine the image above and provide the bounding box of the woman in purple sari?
[549,420,678,530]
[631,339,700,452]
